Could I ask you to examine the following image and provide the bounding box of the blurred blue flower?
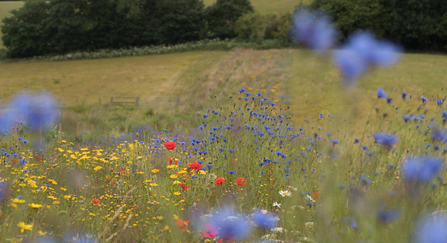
[291,9,338,54]
[207,207,251,241]
[377,208,401,223]
[0,92,59,131]
[416,214,447,243]
[373,132,398,148]
[403,157,444,182]
[252,210,278,230]
[334,31,401,85]
[376,88,387,99]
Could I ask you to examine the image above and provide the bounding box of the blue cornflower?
[252,210,277,229]
[377,88,387,99]
[416,214,447,243]
[203,113,208,118]
[207,163,213,170]
[0,93,59,131]
[334,31,400,85]
[361,176,371,184]
[403,157,444,182]
[373,132,398,148]
[238,88,246,93]
[377,208,401,223]
[213,111,219,115]
[228,170,235,174]
[422,96,428,103]
[442,110,447,118]
[291,9,338,54]
[207,207,251,241]
[437,99,444,106]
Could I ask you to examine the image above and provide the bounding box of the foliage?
[382,0,447,51]
[1,0,206,58]
[310,0,447,51]
[234,12,292,43]
[309,0,390,40]
[204,0,254,39]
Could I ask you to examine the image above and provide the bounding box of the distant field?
[1,49,446,131]
[0,1,24,48]
[202,0,311,13]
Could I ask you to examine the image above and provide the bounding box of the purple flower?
[373,132,398,148]
[403,157,444,182]
[291,9,338,54]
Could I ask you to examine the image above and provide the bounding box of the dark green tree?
[2,0,206,58]
[205,0,254,39]
[382,0,447,51]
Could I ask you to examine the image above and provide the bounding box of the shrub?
[235,12,292,43]
[205,0,254,39]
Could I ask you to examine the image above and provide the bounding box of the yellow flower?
[151,169,160,173]
[93,166,103,172]
[39,230,47,236]
[173,192,181,196]
[64,195,71,200]
[17,222,33,232]
[149,183,158,187]
[169,174,177,179]
[11,198,25,204]
[172,181,181,185]
[164,225,169,231]
[29,203,43,209]
[61,140,67,143]
[60,187,67,191]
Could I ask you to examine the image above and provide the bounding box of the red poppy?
[313,192,320,199]
[12,159,18,165]
[236,177,247,186]
[180,182,188,192]
[167,157,178,165]
[35,156,42,162]
[202,224,218,239]
[187,162,202,172]
[215,177,225,185]
[176,218,190,231]
[164,141,176,150]
[92,198,100,205]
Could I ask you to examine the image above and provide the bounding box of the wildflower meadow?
[1,8,447,243]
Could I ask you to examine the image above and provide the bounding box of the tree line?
[2,0,447,58]
[1,0,254,58]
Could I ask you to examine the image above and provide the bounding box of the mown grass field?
[0,1,24,48]
[1,49,446,136]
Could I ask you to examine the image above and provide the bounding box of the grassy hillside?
[1,49,446,134]
[202,0,311,13]
[0,1,24,48]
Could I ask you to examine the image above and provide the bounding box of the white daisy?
[279,190,292,197]
[273,202,281,208]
